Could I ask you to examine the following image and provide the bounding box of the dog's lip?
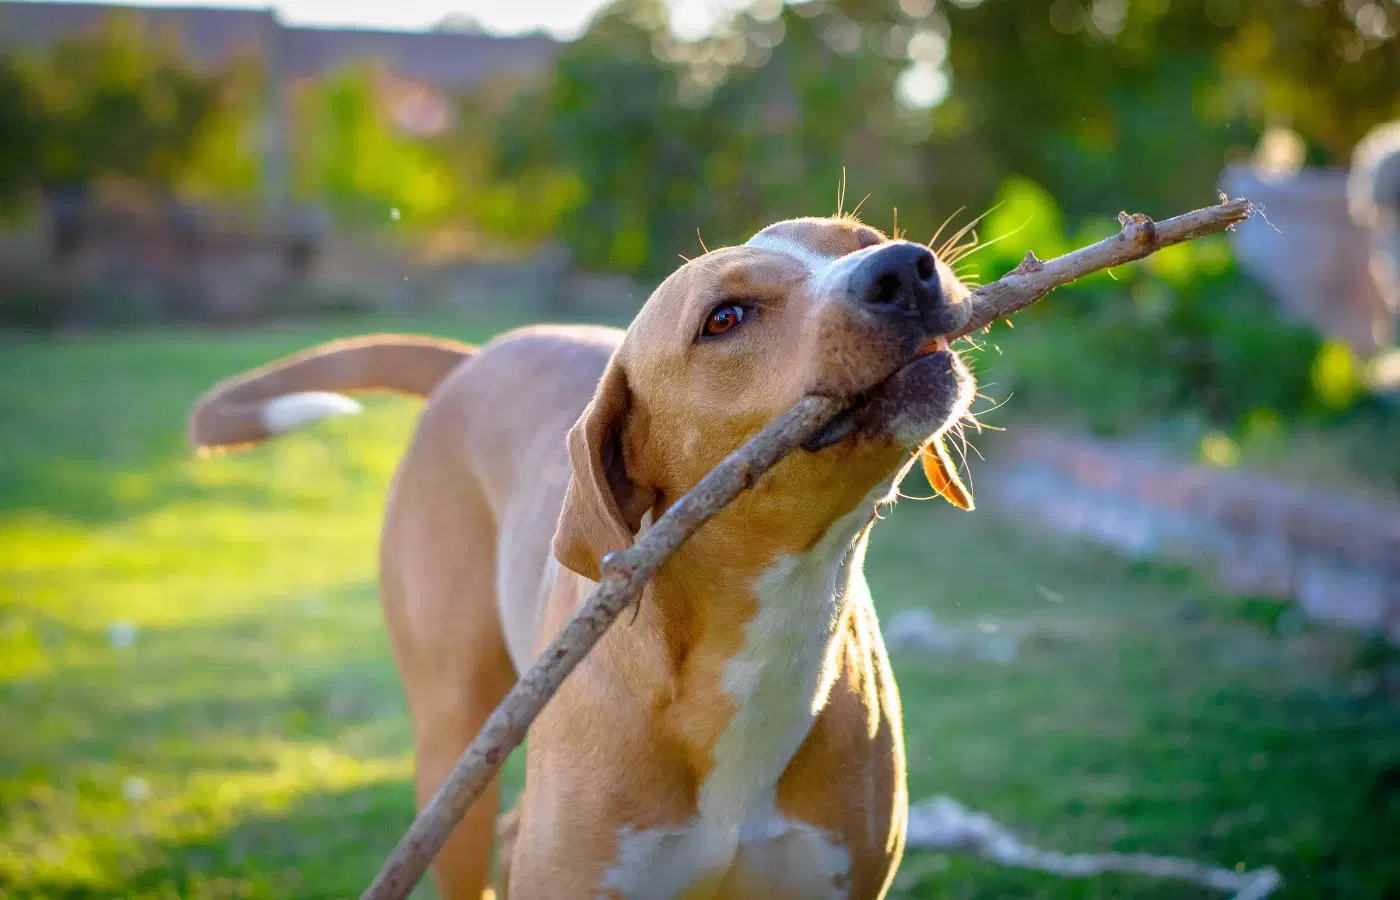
[878,335,955,391]
[800,338,957,453]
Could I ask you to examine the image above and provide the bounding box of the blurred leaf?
[1311,340,1364,412]
[983,175,1069,264]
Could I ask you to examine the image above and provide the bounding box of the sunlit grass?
[0,315,515,899]
[2,313,1397,899]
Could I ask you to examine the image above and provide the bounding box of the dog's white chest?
[600,814,851,899]
[599,487,890,900]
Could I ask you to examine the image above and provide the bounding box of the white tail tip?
[261,392,363,435]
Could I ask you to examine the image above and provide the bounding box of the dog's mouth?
[801,336,964,453]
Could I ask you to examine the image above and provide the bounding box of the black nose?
[852,241,943,327]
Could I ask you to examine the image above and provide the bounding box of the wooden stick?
[359,195,1255,900]
[957,196,1254,336]
[359,395,842,900]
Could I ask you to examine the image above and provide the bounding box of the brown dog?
[188,216,976,899]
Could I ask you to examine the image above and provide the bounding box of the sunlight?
[895,61,950,111]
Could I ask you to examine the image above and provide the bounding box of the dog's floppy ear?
[553,359,655,581]
[920,436,974,511]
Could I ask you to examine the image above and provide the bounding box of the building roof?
[0,1,560,92]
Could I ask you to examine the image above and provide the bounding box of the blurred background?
[2,0,1400,897]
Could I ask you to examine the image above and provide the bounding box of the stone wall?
[1,195,323,327]
[982,427,1400,643]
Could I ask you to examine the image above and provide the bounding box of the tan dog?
[188,216,976,900]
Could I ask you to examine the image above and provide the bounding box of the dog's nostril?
[916,253,935,281]
[871,272,902,306]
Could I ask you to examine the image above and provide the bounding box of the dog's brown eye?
[703,304,745,337]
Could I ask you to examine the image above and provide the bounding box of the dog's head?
[554,217,976,580]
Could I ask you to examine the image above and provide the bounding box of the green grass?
[2,314,1398,899]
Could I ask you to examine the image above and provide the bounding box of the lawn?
[2,313,1397,899]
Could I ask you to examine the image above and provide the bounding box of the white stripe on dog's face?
[743,233,839,274]
[743,225,889,302]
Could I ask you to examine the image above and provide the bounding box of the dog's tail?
[187,333,475,453]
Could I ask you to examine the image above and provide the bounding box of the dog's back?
[187,321,625,667]
[383,324,623,671]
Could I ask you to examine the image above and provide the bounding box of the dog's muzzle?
[801,339,962,453]
[800,241,972,453]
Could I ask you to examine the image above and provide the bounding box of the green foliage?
[444,75,588,245]
[968,173,1362,437]
[6,0,1395,280]
[492,0,923,278]
[178,53,265,202]
[0,55,41,213]
[982,176,1070,264]
[0,13,271,216]
[483,0,1399,276]
[935,0,1400,221]
[492,0,723,275]
[1213,0,1400,161]
[985,261,1391,437]
[292,64,459,228]
[6,14,221,191]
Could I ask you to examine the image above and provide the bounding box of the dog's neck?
[635,481,891,831]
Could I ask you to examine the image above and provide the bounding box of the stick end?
[1216,191,1256,229]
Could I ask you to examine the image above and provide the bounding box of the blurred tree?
[0,54,41,214]
[179,50,265,203]
[493,0,927,277]
[485,0,1398,277]
[494,0,725,275]
[1216,0,1399,161]
[443,69,586,246]
[291,63,458,228]
[9,13,220,192]
[935,0,1249,220]
[707,0,928,240]
[0,10,269,225]
[936,0,1400,221]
